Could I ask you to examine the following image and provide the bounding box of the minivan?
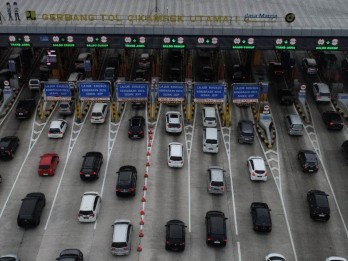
[285,114,304,136]
[203,127,219,153]
[237,120,254,144]
[58,101,75,115]
[17,192,46,228]
[168,142,184,168]
[111,219,133,256]
[312,82,331,103]
[77,192,101,223]
[202,107,217,127]
[91,103,108,124]
[207,166,225,194]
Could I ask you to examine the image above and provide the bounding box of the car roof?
[92,103,107,110]
[80,192,99,210]
[314,82,330,91]
[50,120,66,128]
[209,166,224,181]
[113,220,131,241]
[249,156,266,170]
[39,153,57,164]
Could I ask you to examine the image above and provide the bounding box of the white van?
[167,142,184,168]
[203,127,219,153]
[91,103,108,124]
[111,219,133,256]
[202,107,217,127]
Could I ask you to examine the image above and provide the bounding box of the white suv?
[207,166,225,194]
[48,120,68,139]
[165,111,182,134]
[111,219,133,255]
[78,192,101,223]
[247,156,268,181]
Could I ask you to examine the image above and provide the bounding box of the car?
[165,219,187,251]
[0,136,19,159]
[116,165,137,196]
[128,116,145,139]
[15,98,36,119]
[0,254,20,261]
[207,166,225,194]
[205,211,227,246]
[250,202,272,232]
[322,111,344,130]
[278,89,294,105]
[139,53,151,69]
[39,55,49,72]
[232,64,247,82]
[134,69,147,81]
[201,66,214,82]
[111,219,133,256]
[17,192,45,228]
[237,120,254,144]
[58,101,75,115]
[265,253,286,261]
[268,62,285,77]
[307,190,330,221]
[48,120,68,138]
[168,142,184,168]
[247,156,268,181]
[75,52,91,70]
[312,82,331,103]
[298,150,319,173]
[165,111,182,134]
[78,192,101,223]
[56,249,83,261]
[341,140,348,162]
[132,101,146,109]
[38,153,59,176]
[79,152,103,180]
[103,66,116,82]
[90,103,108,124]
[169,67,181,82]
[302,58,318,75]
[326,257,347,261]
[107,55,120,69]
[341,58,348,76]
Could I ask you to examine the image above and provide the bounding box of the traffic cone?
[137,245,142,252]
[143,185,147,191]
[140,209,145,215]
[146,161,150,166]
[139,230,144,237]
[140,219,144,225]
[149,134,153,140]
[147,150,151,156]
[144,172,148,178]
[141,196,146,202]
[149,129,153,134]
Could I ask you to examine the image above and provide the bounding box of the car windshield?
[205,117,215,121]
[170,156,182,161]
[256,208,270,223]
[0,258,16,261]
[112,242,127,248]
[79,210,93,215]
[211,181,223,186]
[131,119,142,126]
[329,113,341,120]
[39,165,50,170]
[92,112,102,117]
[316,194,329,207]
[49,128,61,134]
[206,139,217,145]
[60,103,69,108]
[305,153,317,163]
[0,140,10,147]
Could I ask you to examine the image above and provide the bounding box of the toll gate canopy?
[1,0,348,50]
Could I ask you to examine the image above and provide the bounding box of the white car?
[326,257,347,261]
[265,253,286,261]
[78,192,101,223]
[48,120,68,138]
[165,111,182,134]
[0,254,20,261]
[247,156,268,181]
[312,82,331,103]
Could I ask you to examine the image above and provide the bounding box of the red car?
[38,153,59,176]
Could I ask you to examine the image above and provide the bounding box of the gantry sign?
[3,34,346,51]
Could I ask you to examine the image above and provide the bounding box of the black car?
[232,64,248,82]
[169,67,181,82]
[278,89,294,105]
[298,150,319,173]
[307,190,330,221]
[322,111,344,130]
[268,62,285,77]
[79,152,103,180]
[341,140,348,162]
[56,249,84,261]
[201,66,214,82]
[205,211,227,247]
[0,136,19,159]
[116,165,137,196]
[165,219,186,251]
[250,202,272,232]
[128,116,145,139]
[15,98,36,119]
[134,69,147,81]
[17,192,45,228]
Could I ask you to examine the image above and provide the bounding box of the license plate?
[319,214,325,217]
[308,170,313,172]
[19,113,23,115]
[84,216,89,219]
[85,174,90,177]
[214,240,220,244]
[133,135,138,138]
[43,173,48,176]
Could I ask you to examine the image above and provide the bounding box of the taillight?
[128,131,132,135]
[265,172,268,176]
[220,186,224,191]
[139,131,144,135]
[207,237,212,241]
[59,131,62,134]
[92,171,96,175]
[123,247,129,250]
[78,213,82,217]
[251,172,256,176]
[223,239,227,243]
[80,171,84,175]
[128,188,135,192]
[166,240,170,244]
[208,185,211,190]
[329,122,333,125]
[116,188,120,192]
[90,213,95,217]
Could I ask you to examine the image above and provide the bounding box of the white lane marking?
[45,110,89,230]
[237,241,241,261]
[96,104,125,230]
[256,108,298,261]
[304,104,348,238]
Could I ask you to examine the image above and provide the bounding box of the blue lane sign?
[158,83,184,102]
[117,83,148,102]
[79,81,110,101]
[232,84,259,103]
[193,84,224,103]
[44,83,71,101]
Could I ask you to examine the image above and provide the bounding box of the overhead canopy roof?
[0,0,347,36]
